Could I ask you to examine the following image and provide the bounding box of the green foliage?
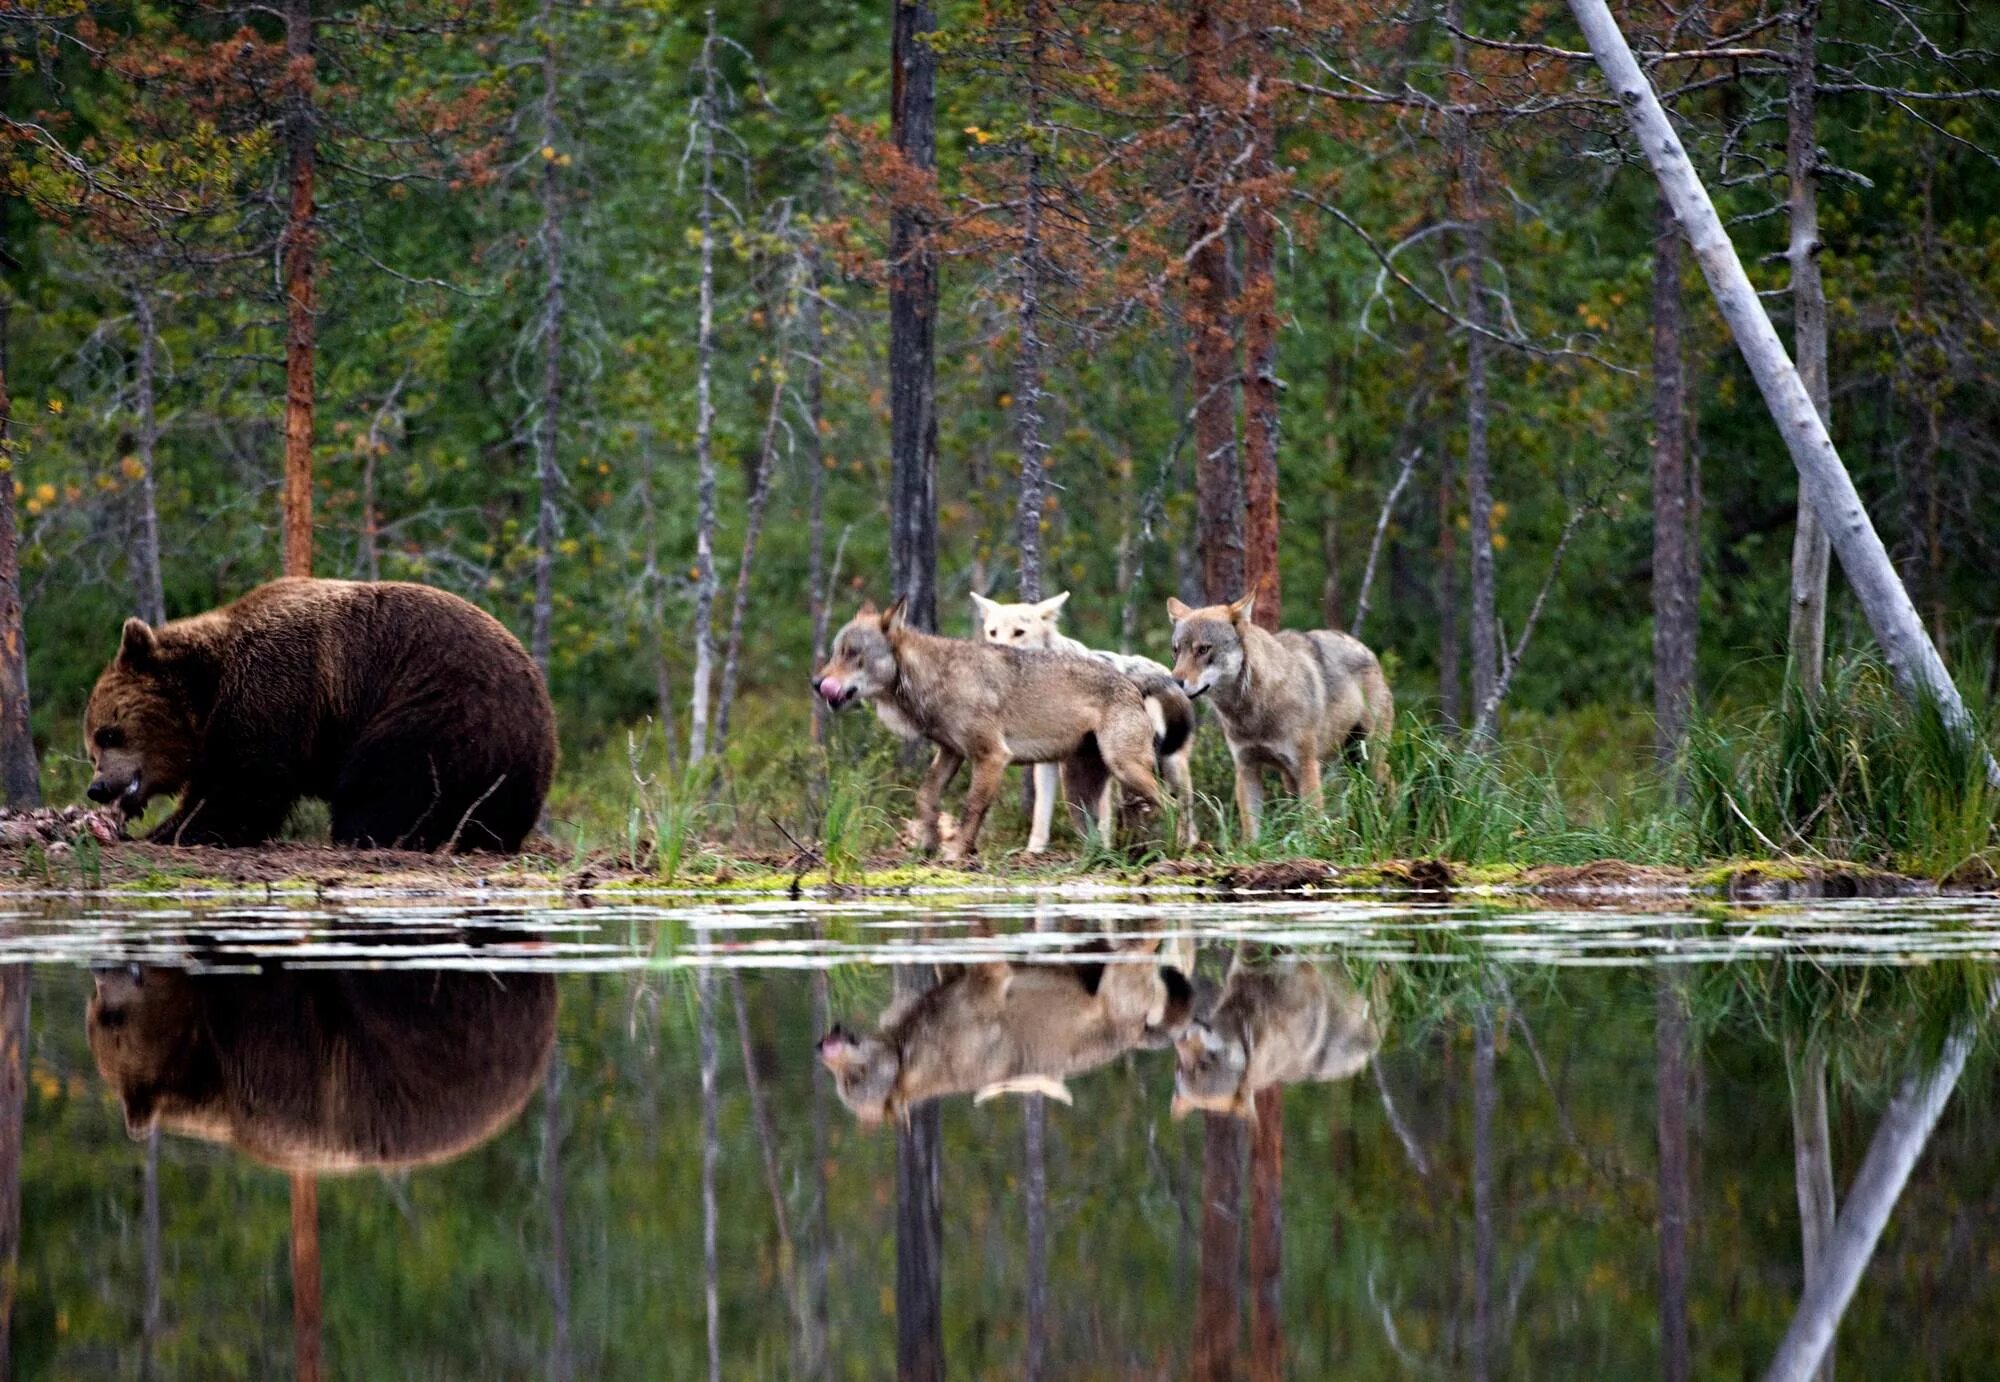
[1684,656,2000,878]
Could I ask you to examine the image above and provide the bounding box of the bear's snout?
[87,777,119,805]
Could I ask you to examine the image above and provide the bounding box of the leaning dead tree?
[1566,0,1998,783]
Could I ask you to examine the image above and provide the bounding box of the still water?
[3,889,1998,1378]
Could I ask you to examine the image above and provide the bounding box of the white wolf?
[971,591,1198,852]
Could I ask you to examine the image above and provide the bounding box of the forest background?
[4,0,1999,871]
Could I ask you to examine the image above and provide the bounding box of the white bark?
[1763,986,1996,1382]
[128,287,166,627]
[530,0,565,675]
[1785,0,1831,693]
[1567,0,1997,783]
[687,8,721,766]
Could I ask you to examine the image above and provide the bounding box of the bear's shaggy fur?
[84,578,557,850]
[88,965,558,1173]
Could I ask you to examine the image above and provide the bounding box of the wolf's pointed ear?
[970,590,996,614]
[117,617,158,670]
[1035,591,1070,620]
[1166,596,1192,622]
[1227,592,1256,626]
[881,597,908,634]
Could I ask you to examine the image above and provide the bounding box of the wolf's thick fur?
[971,591,1198,851]
[1167,592,1393,838]
[818,939,1195,1125]
[1171,957,1379,1120]
[814,598,1188,860]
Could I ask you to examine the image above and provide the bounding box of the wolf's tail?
[1130,669,1195,759]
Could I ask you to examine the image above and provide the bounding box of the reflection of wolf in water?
[818,939,1194,1126]
[1171,957,1380,1120]
[88,966,557,1172]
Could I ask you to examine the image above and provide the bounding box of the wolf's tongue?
[816,676,842,703]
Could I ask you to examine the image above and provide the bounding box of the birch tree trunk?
[1787,1035,1836,1382]
[1763,990,1993,1382]
[0,301,39,808]
[1566,0,1992,776]
[889,0,940,632]
[715,355,787,748]
[1471,1004,1496,1382]
[1652,197,1696,766]
[129,287,166,627]
[1438,448,1462,729]
[1241,23,1282,631]
[1785,0,1832,694]
[1186,0,1244,605]
[687,9,722,764]
[1449,4,1498,744]
[699,965,721,1382]
[530,0,566,676]
[1012,0,1049,606]
[803,252,831,747]
[281,0,316,578]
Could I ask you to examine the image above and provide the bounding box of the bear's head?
[83,619,200,818]
[87,964,217,1140]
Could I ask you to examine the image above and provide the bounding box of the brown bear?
[84,577,557,850]
[88,964,558,1173]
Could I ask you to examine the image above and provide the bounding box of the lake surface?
[3,888,1997,1378]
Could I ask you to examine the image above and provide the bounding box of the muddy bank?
[0,826,1983,904]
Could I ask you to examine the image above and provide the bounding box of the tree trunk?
[1438,447,1462,729]
[1450,5,1498,744]
[1471,1004,1496,1382]
[1012,0,1049,606]
[1652,197,1696,767]
[1240,24,1281,632]
[1656,972,1693,1382]
[1787,1036,1836,1382]
[129,288,166,626]
[0,968,24,1381]
[894,963,945,1381]
[290,1173,322,1382]
[1185,0,1244,605]
[1248,1086,1284,1381]
[1785,0,1831,695]
[716,358,787,748]
[639,444,679,770]
[889,0,940,632]
[699,966,721,1382]
[1764,989,1994,1382]
[0,301,40,808]
[530,0,565,675]
[804,252,831,747]
[1568,0,1993,777]
[802,965,832,1380]
[1023,1094,1049,1381]
[688,9,722,763]
[1192,1113,1244,1382]
[142,1128,160,1379]
[281,0,316,578]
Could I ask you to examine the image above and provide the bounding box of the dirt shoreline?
[0,836,1987,903]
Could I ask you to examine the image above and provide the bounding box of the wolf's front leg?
[945,753,1008,863]
[912,747,963,855]
[1164,748,1199,847]
[1027,761,1060,853]
[1232,750,1265,842]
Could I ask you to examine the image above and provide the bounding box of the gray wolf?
[1166,592,1392,838]
[818,938,1195,1125]
[84,578,556,851]
[971,590,1198,850]
[813,598,1191,861]
[1171,956,1380,1119]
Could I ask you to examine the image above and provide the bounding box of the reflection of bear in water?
[88,966,557,1173]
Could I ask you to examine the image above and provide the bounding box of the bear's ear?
[116,617,158,670]
[1166,596,1192,623]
